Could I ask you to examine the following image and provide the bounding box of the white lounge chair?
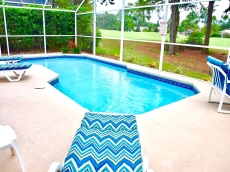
[48,112,153,172]
[206,56,230,113]
[0,125,25,172]
[0,62,32,82]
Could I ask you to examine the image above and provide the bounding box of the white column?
[93,0,96,55]
[75,11,77,45]
[119,0,125,61]
[2,0,10,55]
[42,1,48,54]
[159,0,169,71]
[75,0,86,45]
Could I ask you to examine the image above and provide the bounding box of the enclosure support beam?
[75,0,86,45]
[42,0,48,54]
[119,0,125,62]
[159,0,169,71]
[93,0,96,55]
[2,0,10,55]
[75,12,77,45]
[228,49,230,64]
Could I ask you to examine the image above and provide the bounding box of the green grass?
[100,29,230,48]
[96,33,216,80]
[96,39,120,55]
[209,37,230,48]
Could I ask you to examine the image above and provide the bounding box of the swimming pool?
[25,56,198,114]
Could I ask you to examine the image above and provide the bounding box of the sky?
[96,0,230,23]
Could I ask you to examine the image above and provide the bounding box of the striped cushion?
[0,56,22,61]
[0,62,32,71]
[62,112,143,172]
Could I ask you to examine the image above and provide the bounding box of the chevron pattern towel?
[0,62,32,71]
[0,56,22,61]
[62,112,143,172]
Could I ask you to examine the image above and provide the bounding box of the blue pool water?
[26,57,196,114]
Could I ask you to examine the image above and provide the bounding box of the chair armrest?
[47,162,63,172]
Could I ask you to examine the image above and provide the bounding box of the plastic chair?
[0,125,25,172]
[207,56,230,113]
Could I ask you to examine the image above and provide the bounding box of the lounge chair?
[0,55,23,64]
[0,62,32,82]
[206,56,230,113]
[48,112,153,172]
[0,125,25,172]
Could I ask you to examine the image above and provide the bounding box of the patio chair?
[0,125,25,172]
[0,62,32,82]
[206,56,230,113]
[48,112,153,172]
[0,55,23,64]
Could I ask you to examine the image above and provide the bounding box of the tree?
[224,0,230,13]
[168,0,180,55]
[97,12,120,30]
[55,0,71,8]
[124,16,135,31]
[125,3,147,32]
[219,14,230,30]
[178,11,199,32]
[137,0,196,55]
[203,1,215,50]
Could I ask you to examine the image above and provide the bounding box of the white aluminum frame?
[0,0,229,70]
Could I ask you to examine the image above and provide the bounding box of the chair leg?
[10,147,15,155]
[4,71,23,82]
[218,94,225,112]
[13,71,26,76]
[208,87,213,102]
[11,139,26,172]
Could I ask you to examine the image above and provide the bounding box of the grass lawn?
[96,38,211,80]
[96,30,229,80]
[100,29,230,48]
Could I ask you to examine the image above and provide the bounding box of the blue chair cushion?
[0,56,22,61]
[62,112,143,172]
[0,62,32,71]
[207,56,230,95]
[206,56,229,73]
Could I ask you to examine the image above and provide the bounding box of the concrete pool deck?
[0,57,230,172]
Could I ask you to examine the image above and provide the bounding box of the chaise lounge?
[0,55,23,64]
[206,56,230,113]
[0,62,32,82]
[48,112,153,172]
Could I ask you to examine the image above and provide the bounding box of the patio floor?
[0,57,230,172]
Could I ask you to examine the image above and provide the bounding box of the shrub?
[142,28,148,32]
[223,33,230,38]
[115,53,120,60]
[71,46,81,54]
[61,47,68,53]
[0,6,101,53]
[148,62,156,68]
[211,33,221,37]
[68,40,76,50]
[126,53,136,63]
[174,67,183,74]
[185,32,204,45]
